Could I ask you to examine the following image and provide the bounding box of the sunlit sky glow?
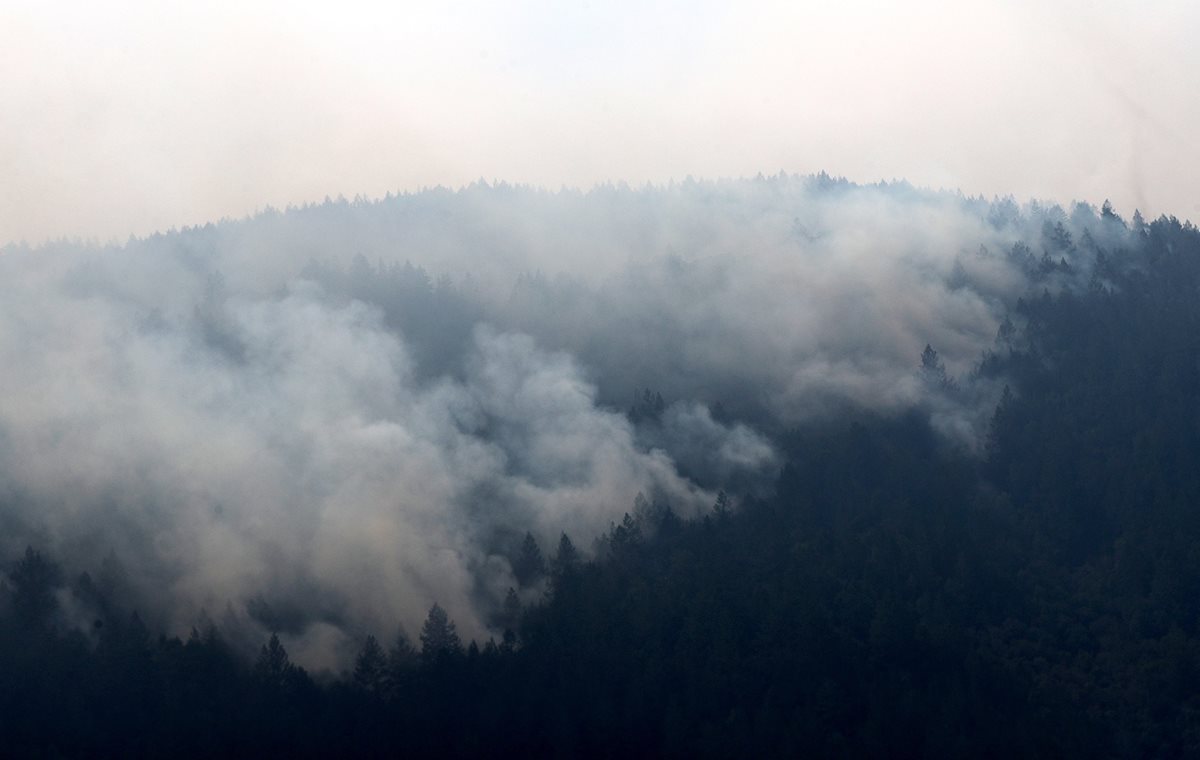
[2,0,1197,244]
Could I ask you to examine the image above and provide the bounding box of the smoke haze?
[0,176,1145,667]
[3,1,1199,244]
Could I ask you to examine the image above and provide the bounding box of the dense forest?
[2,180,1199,755]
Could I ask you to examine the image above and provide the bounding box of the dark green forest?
[4,211,1200,757]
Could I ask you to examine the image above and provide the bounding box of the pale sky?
[2,0,1197,244]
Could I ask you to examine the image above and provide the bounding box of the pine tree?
[353,635,388,694]
[386,629,419,693]
[920,344,956,392]
[254,633,295,688]
[502,587,522,632]
[714,490,731,518]
[9,546,62,629]
[513,532,546,587]
[550,533,581,597]
[419,604,462,664]
[388,629,419,671]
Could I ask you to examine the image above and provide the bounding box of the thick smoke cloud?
[0,175,1137,669]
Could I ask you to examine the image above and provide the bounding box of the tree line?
[4,213,1200,756]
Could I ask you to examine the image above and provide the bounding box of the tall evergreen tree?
[9,546,62,629]
[419,604,462,664]
[254,633,295,689]
[353,635,388,694]
[513,532,546,587]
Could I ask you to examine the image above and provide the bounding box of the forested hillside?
[2,183,1198,756]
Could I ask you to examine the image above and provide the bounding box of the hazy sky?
[3,0,1197,244]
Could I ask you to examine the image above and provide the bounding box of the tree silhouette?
[254,633,295,689]
[388,629,419,670]
[513,532,546,587]
[9,546,63,629]
[353,635,388,694]
[501,587,522,635]
[713,490,731,518]
[920,344,956,391]
[419,604,462,664]
[552,533,579,576]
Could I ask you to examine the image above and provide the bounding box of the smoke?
[0,174,1137,668]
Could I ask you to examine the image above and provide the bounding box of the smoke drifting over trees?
[0,175,1139,666]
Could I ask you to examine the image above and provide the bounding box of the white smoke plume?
[0,174,1137,668]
